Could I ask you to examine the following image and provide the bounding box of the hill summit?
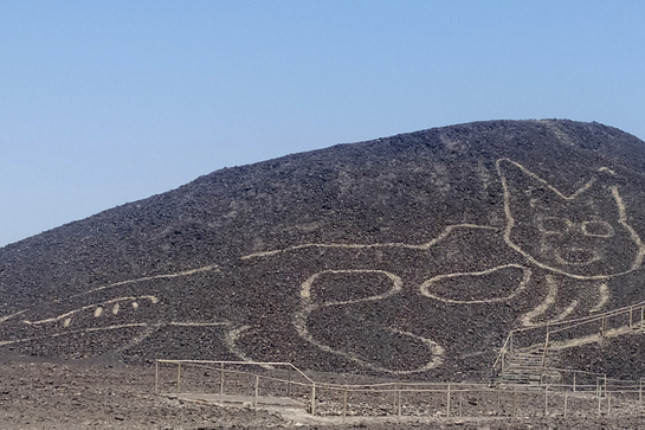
[3,119,645,380]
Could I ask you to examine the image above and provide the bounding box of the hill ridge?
[2,119,645,380]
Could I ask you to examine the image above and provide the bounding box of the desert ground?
[2,354,644,430]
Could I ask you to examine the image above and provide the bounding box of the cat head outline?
[496,158,645,279]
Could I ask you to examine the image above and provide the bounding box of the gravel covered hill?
[2,119,645,381]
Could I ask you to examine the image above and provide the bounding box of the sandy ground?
[0,356,285,429]
[1,355,645,429]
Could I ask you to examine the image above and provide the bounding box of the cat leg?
[521,275,579,327]
[519,275,611,328]
[589,283,610,313]
[294,269,445,374]
[418,264,535,367]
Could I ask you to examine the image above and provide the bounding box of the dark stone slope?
[2,119,645,381]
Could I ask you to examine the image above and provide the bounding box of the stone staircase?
[499,348,561,386]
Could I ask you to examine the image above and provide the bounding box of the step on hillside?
[500,349,560,386]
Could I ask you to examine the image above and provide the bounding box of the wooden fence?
[155,359,645,419]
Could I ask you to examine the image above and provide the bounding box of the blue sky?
[1,1,644,247]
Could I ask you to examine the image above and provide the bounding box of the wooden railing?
[155,359,645,418]
[492,300,645,381]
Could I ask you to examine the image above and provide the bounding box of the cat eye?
[537,217,571,234]
[581,221,614,238]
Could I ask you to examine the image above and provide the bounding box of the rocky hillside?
[2,119,645,381]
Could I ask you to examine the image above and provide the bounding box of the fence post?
[564,392,568,419]
[630,306,634,327]
[542,325,550,367]
[344,389,349,418]
[512,388,517,418]
[604,374,608,397]
[641,306,645,331]
[597,378,602,415]
[397,389,401,417]
[155,360,159,395]
[310,383,316,416]
[601,316,607,338]
[446,384,451,417]
[254,375,259,407]
[220,362,225,395]
[501,349,506,375]
[607,391,612,416]
[177,362,182,393]
[573,372,577,392]
[287,369,292,398]
[458,389,463,417]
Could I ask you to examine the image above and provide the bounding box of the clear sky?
[1,1,644,247]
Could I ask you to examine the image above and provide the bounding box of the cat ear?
[496,159,563,209]
[497,158,623,218]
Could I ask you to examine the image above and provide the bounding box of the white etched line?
[23,296,158,326]
[0,323,152,347]
[300,269,402,306]
[242,224,498,260]
[224,325,274,369]
[590,283,610,313]
[552,300,579,323]
[62,264,220,301]
[521,276,558,327]
[169,321,231,327]
[497,158,645,280]
[420,264,531,304]
[0,310,26,324]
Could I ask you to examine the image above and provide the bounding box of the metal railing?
[155,359,645,419]
[155,359,316,411]
[492,300,645,380]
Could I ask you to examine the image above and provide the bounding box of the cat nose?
[556,247,600,265]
